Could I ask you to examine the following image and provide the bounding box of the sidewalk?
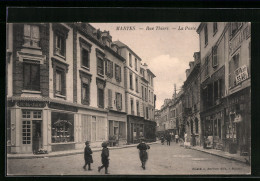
[188,145,250,165]
[7,141,160,159]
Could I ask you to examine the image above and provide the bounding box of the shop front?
[108,110,127,146]
[127,115,145,144]
[223,87,251,155]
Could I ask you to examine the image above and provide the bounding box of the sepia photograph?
[5,10,251,176]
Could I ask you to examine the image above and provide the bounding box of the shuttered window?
[108,89,112,108]
[116,92,122,111]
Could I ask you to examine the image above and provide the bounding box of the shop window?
[7,110,11,146]
[105,59,113,78]
[33,111,42,118]
[23,24,40,48]
[97,58,104,76]
[129,53,132,67]
[96,117,106,141]
[82,115,91,141]
[116,92,122,111]
[22,110,31,118]
[22,121,31,144]
[115,64,121,82]
[140,124,144,137]
[213,22,218,35]
[23,63,40,91]
[119,122,126,139]
[51,113,74,143]
[91,116,96,142]
[204,24,208,46]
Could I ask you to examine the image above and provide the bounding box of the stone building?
[197,22,251,154]
[183,52,202,146]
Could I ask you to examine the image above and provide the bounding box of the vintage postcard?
[6,8,251,176]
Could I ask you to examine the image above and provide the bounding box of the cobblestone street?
[7,142,250,175]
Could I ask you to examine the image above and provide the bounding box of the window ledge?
[81,65,90,71]
[22,45,41,50]
[54,53,66,60]
[22,90,41,94]
[55,94,66,99]
[97,73,104,78]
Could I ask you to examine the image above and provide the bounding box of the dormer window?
[23,24,40,48]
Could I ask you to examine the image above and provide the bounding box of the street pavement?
[7,142,250,175]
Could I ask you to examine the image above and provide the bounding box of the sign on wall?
[234,65,249,84]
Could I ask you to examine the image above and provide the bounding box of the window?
[23,63,40,91]
[149,90,150,102]
[205,56,209,77]
[135,77,139,92]
[130,73,133,90]
[23,24,40,48]
[82,83,90,105]
[141,86,144,100]
[106,59,113,78]
[108,89,113,108]
[81,48,89,68]
[146,107,149,119]
[55,69,65,96]
[55,33,66,57]
[195,119,199,134]
[145,88,147,101]
[136,101,140,116]
[131,99,134,115]
[213,22,218,34]
[135,58,137,71]
[115,64,121,82]
[97,58,104,76]
[129,53,132,67]
[229,53,240,88]
[229,22,243,39]
[204,24,208,46]
[212,45,218,67]
[190,120,194,134]
[91,116,96,142]
[116,92,122,110]
[22,120,31,144]
[98,87,104,108]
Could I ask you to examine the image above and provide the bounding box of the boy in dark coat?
[137,138,150,170]
[98,142,110,174]
[83,141,93,171]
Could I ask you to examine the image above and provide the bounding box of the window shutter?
[120,93,122,110]
[86,84,90,104]
[108,89,112,107]
[61,71,65,95]
[111,62,113,78]
[105,59,108,75]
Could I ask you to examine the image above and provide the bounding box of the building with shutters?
[197,22,251,154]
[113,41,156,144]
[101,31,127,146]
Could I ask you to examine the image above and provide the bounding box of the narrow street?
[7,142,250,175]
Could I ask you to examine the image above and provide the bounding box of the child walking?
[98,142,110,174]
[83,141,93,171]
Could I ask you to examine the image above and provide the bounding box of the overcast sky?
[91,23,200,110]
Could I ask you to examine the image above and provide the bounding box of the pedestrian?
[175,134,179,143]
[137,138,150,170]
[98,142,110,174]
[166,134,171,146]
[161,136,165,145]
[83,141,93,171]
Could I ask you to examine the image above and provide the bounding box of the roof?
[147,69,156,78]
[113,40,142,60]
[196,23,206,34]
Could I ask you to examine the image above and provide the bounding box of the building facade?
[7,23,156,154]
[197,22,251,154]
[183,52,202,146]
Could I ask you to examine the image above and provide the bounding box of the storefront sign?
[49,102,78,112]
[17,101,46,108]
[234,65,248,84]
[229,31,243,55]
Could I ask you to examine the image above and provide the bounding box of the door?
[21,120,32,153]
[32,120,42,154]
[130,123,134,143]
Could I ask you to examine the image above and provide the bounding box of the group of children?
[83,141,110,174]
[83,138,150,174]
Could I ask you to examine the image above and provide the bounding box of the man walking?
[137,138,150,170]
[166,133,171,146]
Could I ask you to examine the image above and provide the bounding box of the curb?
[7,141,159,159]
[189,146,249,166]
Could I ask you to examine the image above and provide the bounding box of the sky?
[91,23,200,110]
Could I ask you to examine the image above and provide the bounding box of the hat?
[102,142,108,147]
[85,141,90,145]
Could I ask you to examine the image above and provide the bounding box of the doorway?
[32,120,42,154]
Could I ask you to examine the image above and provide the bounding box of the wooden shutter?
[120,93,122,110]
[108,89,112,107]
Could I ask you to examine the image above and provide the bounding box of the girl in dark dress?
[137,138,150,170]
[98,142,110,174]
[83,141,93,171]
